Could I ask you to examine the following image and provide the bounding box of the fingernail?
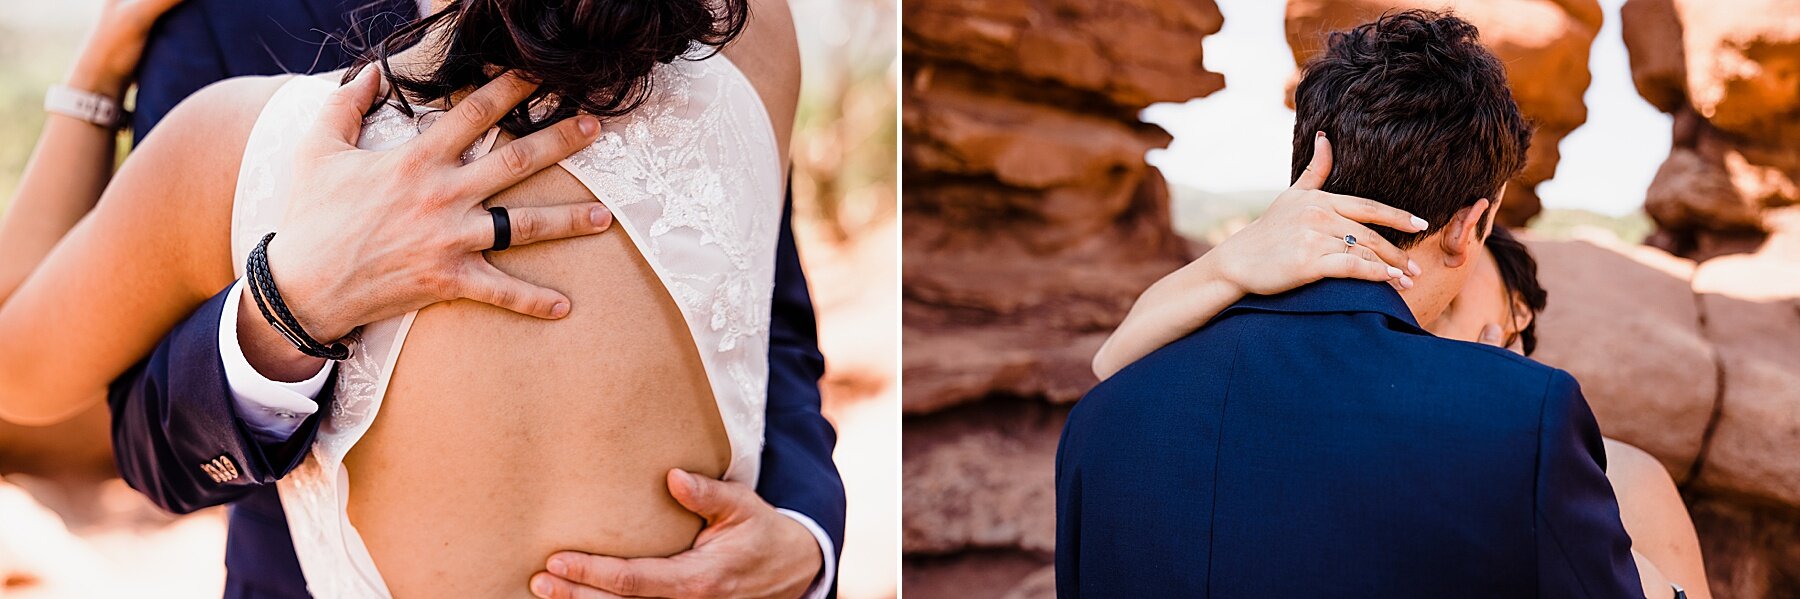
[1386,266,1404,279]
[551,301,570,318]
[1316,130,1325,139]
[531,575,553,597]
[1399,275,1415,289]
[675,468,698,490]
[590,205,612,228]
[577,116,599,136]
[1410,216,1429,231]
[548,557,567,577]
[1407,259,1422,276]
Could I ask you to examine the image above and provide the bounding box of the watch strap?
[44,84,125,129]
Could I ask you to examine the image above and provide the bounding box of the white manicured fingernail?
[1399,275,1415,289]
[1407,260,1422,276]
[1387,266,1404,279]
[1410,216,1429,230]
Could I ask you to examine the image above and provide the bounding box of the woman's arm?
[0,77,281,424]
[1093,132,1429,380]
[0,0,186,307]
[1605,439,1712,599]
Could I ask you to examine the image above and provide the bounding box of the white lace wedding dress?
[226,51,783,597]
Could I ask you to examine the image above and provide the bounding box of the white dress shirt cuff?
[774,508,837,599]
[218,279,332,443]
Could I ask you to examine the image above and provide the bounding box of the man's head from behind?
[1292,9,1532,326]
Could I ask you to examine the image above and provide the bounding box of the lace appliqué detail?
[560,58,782,475]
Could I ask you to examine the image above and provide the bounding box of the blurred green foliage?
[790,0,897,242]
[0,23,56,211]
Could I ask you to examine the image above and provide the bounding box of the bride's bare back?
[345,167,730,596]
[342,3,799,596]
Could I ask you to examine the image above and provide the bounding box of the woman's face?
[1428,244,1530,352]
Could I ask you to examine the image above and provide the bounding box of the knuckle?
[1324,254,1353,274]
[512,210,543,242]
[1355,198,1385,216]
[419,269,455,299]
[608,569,641,594]
[1300,204,1329,224]
[489,284,518,309]
[394,151,434,179]
[456,94,498,129]
[557,120,586,148]
[499,145,534,179]
[566,205,590,232]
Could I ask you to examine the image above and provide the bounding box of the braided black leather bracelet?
[246,232,350,360]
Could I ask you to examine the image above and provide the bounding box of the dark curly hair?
[1484,226,1546,355]
[1291,9,1533,249]
[346,0,751,136]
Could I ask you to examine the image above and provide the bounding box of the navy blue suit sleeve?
[130,0,227,143]
[1535,370,1643,598]
[107,285,327,515]
[1054,403,1081,598]
[755,198,847,579]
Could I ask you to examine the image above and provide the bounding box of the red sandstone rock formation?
[902,0,1220,593]
[1527,230,1800,598]
[901,1,1800,596]
[1284,0,1605,227]
[1623,0,1800,258]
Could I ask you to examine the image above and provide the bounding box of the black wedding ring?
[488,206,511,252]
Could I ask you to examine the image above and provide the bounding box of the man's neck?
[1395,255,1463,329]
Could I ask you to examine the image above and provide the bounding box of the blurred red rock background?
[0,1,898,597]
[902,0,1800,597]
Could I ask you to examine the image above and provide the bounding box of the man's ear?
[1438,198,1492,268]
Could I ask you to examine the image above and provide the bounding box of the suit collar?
[1227,278,1426,333]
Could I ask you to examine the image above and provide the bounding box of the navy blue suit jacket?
[1055,279,1642,598]
[108,2,844,597]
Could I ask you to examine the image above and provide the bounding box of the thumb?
[1477,323,1505,347]
[1293,130,1333,190]
[454,260,572,320]
[302,67,381,155]
[667,468,750,525]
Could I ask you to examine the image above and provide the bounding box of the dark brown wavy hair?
[346,0,751,136]
[1291,9,1533,249]
[1484,226,1546,355]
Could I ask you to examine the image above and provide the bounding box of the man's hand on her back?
[530,469,825,599]
[243,69,610,378]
